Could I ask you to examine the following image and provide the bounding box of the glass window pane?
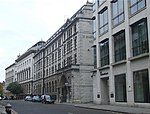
[115,74,127,102]
[131,0,137,6]
[119,14,124,23]
[131,5,138,14]
[118,0,124,14]
[112,2,118,18]
[138,0,146,10]
[133,69,150,103]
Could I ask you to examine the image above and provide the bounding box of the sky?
[0,0,93,82]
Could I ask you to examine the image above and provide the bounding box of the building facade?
[92,0,150,107]
[33,2,94,103]
[15,41,45,97]
[5,63,16,88]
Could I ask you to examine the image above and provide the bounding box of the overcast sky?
[0,0,93,82]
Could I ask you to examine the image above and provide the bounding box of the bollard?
[5,103,12,114]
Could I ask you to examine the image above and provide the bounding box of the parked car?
[24,96,32,101]
[41,95,54,104]
[3,96,8,100]
[32,95,41,102]
[0,97,2,100]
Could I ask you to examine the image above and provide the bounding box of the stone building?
[92,0,150,107]
[33,2,94,103]
[15,41,45,97]
[5,63,16,88]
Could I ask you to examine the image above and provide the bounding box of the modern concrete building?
[15,41,45,96]
[33,1,94,103]
[92,0,150,107]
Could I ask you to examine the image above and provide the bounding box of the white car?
[41,95,54,104]
[0,96,2,100]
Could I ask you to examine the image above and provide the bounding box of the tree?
[0,84,3,96]
[6,82,23,95]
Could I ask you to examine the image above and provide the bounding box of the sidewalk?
[59,103,150,114]
[0,105,6,114]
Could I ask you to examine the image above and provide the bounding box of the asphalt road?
[1,100,116,114]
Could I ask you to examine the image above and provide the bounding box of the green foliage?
[6,82,23,95]
[0,87,3,96]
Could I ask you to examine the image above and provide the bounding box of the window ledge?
[128,53,149,61]
[98,65,109,70]
[111,60,126,66]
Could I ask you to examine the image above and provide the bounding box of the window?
[52,53,54,64]
[58,48,61,60]
[133,69,150,103]
[74,36,77,49]
[114,30,126,62]
[112,0,124,27]
[58,39,61,47]
[63,44,66,55]
[58,63,61,69]
[100,39,109,67]
[74,24,77,33]
[99,7,108,35]
[67,56,72,66]
[130,0,146,15]
[74,53,77,64]
[131,19,149,56]
[55,52,57,62]
[115,74,127,102]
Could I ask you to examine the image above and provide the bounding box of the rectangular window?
[114,30,126,62]
[58,48,61,60]
[100,39,109,67]
[74,36,77,49]
[115,74,127,102]
[131,19,149,56]
[133,69,150,103]
[112,0,124,27]
[99,7,108,35]
[130,0,146,15]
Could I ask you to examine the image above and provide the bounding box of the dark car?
[32,95,41,102]
[24,96,32,101]
[41,95,54,104]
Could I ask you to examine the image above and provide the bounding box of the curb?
[74,105,133,114]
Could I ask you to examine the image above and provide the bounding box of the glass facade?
[131,19,149,56]
[111,0,124,27]
[130,0,146,15]
[133,69,150,103]
[100,39,109,67]
[114,30,126,62]
[115,74,127,102]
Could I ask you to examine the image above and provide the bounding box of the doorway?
[101,77,109,104]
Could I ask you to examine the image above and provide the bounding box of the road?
[1,100,117,114]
